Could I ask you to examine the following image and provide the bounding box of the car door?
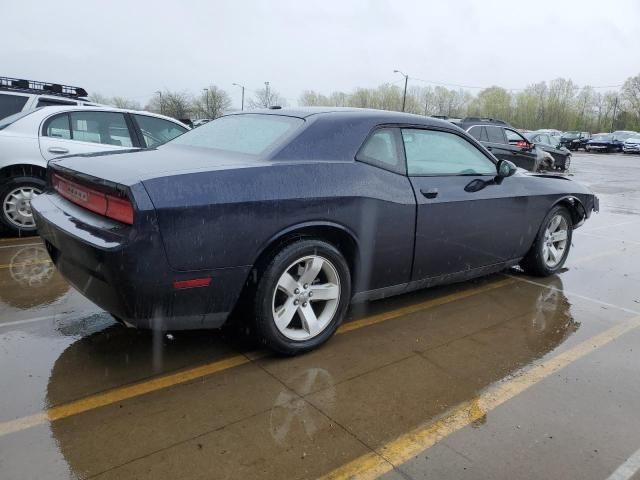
[402,127,527,280]
[39,110,139,161]
[481,125,513,162]
[503,128,539,171]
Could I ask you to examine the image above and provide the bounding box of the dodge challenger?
[32,108,598,354]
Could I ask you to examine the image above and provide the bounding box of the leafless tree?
[111,96,141,110]
[622,74,640,125]
[146,90,193,119]
[193,86,232,119]
[248,85,287,109]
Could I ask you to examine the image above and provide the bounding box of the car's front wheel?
[254,239,351,355]
[0,176,45,236]
[520,206,573,276]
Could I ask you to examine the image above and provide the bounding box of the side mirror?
[497,159,517,178]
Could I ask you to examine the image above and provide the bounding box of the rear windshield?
[169,114,303,155]
[0,93,29,121]
[0,109,36,130]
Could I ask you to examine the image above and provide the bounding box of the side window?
[69,111,133,147]
[356,128,404,173]
[43,114,71,140]
[0,93,29,119]
[134,114,187,148]
[505,129,527,145]
[36,98,76,108]
[486,126,506,144]
[468,125,488,142]
[402,129,496,176]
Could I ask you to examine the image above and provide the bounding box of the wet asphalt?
[1,152,640,480]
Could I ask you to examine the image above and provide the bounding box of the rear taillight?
[52,174,134,225]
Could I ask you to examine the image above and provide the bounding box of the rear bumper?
[32,192,250,330]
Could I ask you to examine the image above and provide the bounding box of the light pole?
[394,70,408,112]
[155,91,163,114]
[264,81,270,108]
[232,83,245,111]
[203,88,209,118]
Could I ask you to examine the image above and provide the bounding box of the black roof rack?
[459,116,511,127]
[0,76,88,99]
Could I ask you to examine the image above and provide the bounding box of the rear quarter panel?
[142,161,417,293]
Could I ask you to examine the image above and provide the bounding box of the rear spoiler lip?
[48,163,131,197]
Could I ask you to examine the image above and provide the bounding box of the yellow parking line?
[337,278,515,334]
[0,355,250,437]
[0,237,41,244]
[47,354,250,422]
[0,277,515,438]
[318,314,640,480]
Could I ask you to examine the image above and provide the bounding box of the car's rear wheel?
[0,176,45,236]
[520,206,573,276]
[254,239,351,355]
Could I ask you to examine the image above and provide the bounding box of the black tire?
[520,205,573,277]
[0,176,46,236]
[253,239,351,355]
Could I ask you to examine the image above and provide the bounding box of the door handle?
[486,146,492,151]
[48,147,69,154]
[420,188,439,199]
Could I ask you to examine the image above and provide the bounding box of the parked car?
[192,118,211,128]
[586,133,624,153]
[0,106,189,234]
[560,131,591,151]
[0,76,97,121]
[622,133,640,153]
[32,108,598,354]
[463,121,542,171]
[611,130,638,142]
[526,132,572,171]
[535,128,563,137]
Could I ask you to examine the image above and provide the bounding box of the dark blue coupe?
[32,108,598,354]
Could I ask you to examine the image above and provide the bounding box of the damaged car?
[32,108,598,354]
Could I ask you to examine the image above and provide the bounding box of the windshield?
[612,132,634,140]
[170,113,303,155]
[592,134,613,140]
[562,131,579,138]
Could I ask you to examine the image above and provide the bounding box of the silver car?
[0,106,189,234]
[623,133,640,154]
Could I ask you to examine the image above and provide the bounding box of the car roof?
[12,105,187,126]
[226,107,458,129]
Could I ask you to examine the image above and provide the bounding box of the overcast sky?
[3,0,639,108]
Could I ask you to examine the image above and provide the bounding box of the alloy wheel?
[271,255,341,341]
[542,214,569,268]
[2,186,42,229]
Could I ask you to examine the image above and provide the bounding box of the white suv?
[0,77,98,120]
[0,106,189,234]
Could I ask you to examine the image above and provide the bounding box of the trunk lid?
[50,144,268,187]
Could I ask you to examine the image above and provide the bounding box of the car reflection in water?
[45,276,577,478]
[0,244,70,309]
